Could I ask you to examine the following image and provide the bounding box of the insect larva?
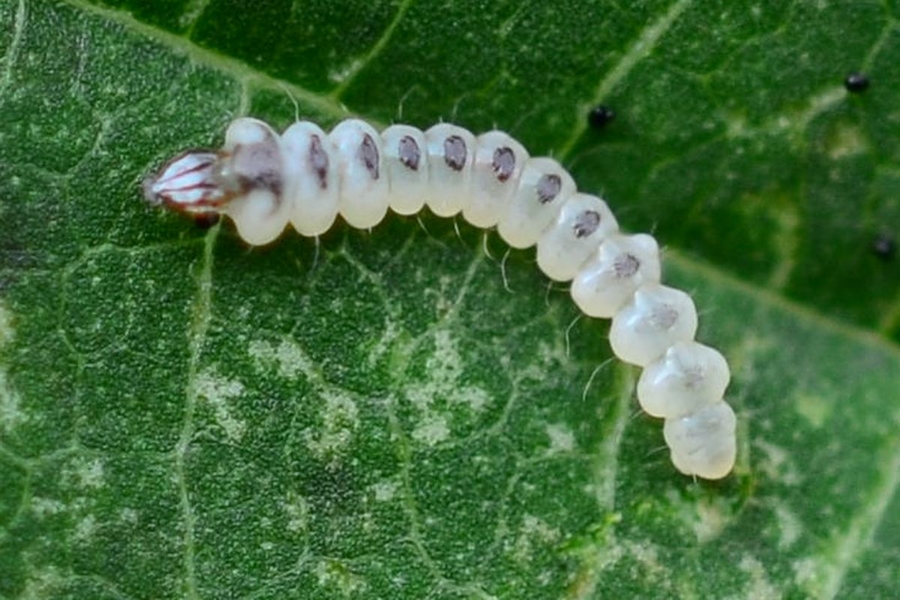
[143,117,737,480]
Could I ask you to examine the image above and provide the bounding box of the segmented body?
[144,117,737,480]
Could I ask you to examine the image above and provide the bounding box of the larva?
[143,117,737,480]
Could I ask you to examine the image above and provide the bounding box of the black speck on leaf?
[845,72,869,92]
[588,105,616,129]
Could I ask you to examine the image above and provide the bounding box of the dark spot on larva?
[398,135,420,171]
[443,135,467,171]
[681,365,706,390]
[873,233,896,261]
[358,133,380,179]
[492,147,516,182]
[845,72,869,92]
[536,174,562,204]
[649,304,679,330]
[235,143,283,195]
[310,135,329,190]
[573,210,601,238]
[588,105,616,129]
[614,253,640,277]
[192,213,221,229]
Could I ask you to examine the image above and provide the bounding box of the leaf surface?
[2,0,900,598]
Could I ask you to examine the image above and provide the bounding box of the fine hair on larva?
[143,117,738,480]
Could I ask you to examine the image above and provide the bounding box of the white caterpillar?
[143,117,737,480]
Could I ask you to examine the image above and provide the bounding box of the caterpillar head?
[144,118,287,244]
[142,150,231,214]
[143,121,283,216]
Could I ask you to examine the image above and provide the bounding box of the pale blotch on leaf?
[119,508,139,524]
[0,372,24,434]
[724,111,748,139]
[77,457,105,489]
[518,340,568,383]
[667,490,733,543]
[73,514,98,543]
[512,515,562,563]
[826,122,868,159]
[304,392,360,460]
[405,329,492,446]
[411,413,450,446]
[455,385,490,413]
[366,320,401,367]
[738,555,780,600]
[282,492,310,534]
[431,274,456,314]
[31,497,66,518]
[0,301,25,434]
[406,330,463,410]
[19,567,68,597]
[545,423,576,454]
[583,539,670,591]
[0,302,12,345]
[315,557,368,595]
[791,557,819,591]
[248,337,315,381]
[195,367,246,442]
[770,499,802,550]
[694,504,728,543]
[621,540,665,579]
[756,439,801,486]
[794,391,830,429]
[370,479,400,502]
[61,456,105,491]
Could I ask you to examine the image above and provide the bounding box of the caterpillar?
[143,117,737,480]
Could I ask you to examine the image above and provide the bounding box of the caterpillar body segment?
[536,192,619,282]
[637,341,731,420]
[468,131,530,228]
[609,284,699,368]
[664,402,737,480]
[143,117,737,480]
[496,157,577,250]
[330,119,390,229]
[219,118,289,245]
[424,123,477,217]
[381,124,429,216]
[282,121,340,236]
[571,233,662,319]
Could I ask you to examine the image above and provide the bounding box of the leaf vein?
[180,0,213,36]
[557,0,695,161]
[174,225,219,599]
[60,0,349,122]
[0,0,28,103]
[329,0,417,100]
[816,435,900,599]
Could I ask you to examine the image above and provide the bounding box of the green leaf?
[2,0,900,598]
